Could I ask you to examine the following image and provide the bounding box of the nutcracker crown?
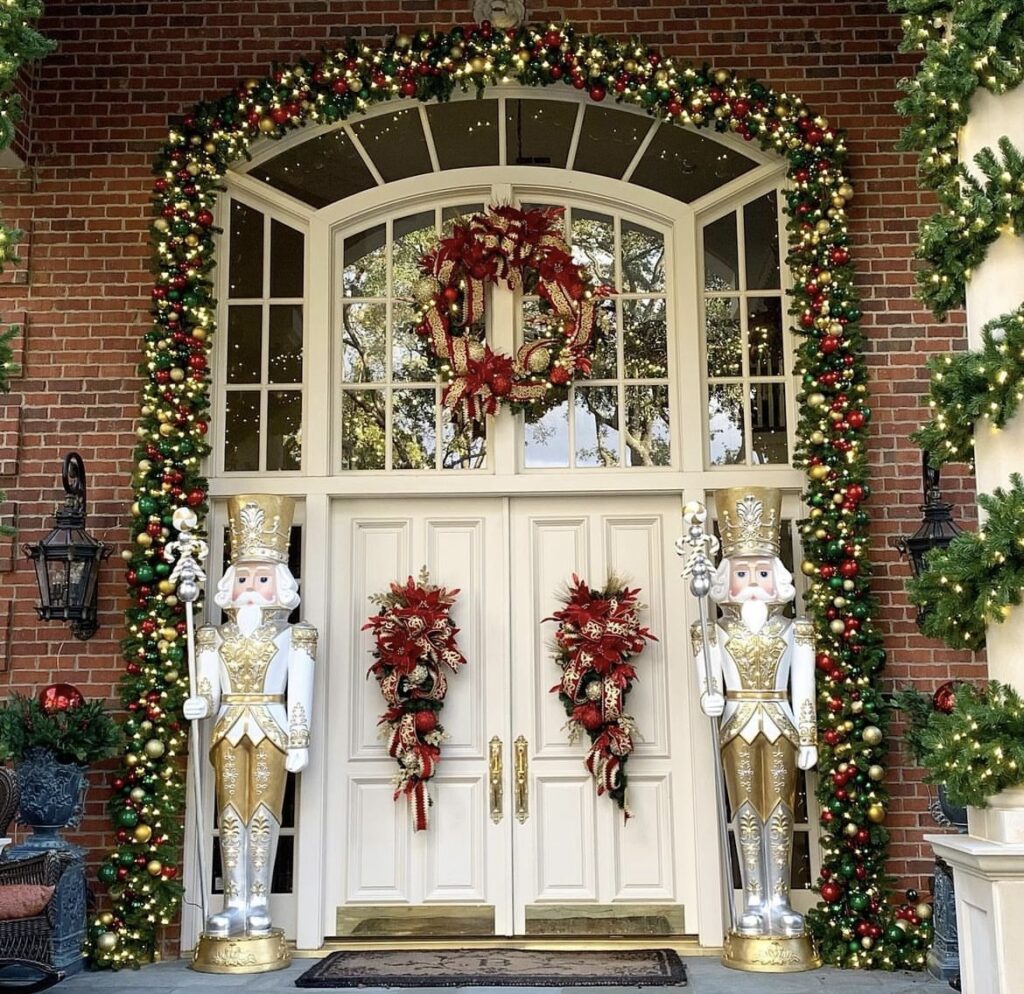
[714,486,782,559]
[227,494,294,565]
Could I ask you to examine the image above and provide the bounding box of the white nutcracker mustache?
[731,585,773,603]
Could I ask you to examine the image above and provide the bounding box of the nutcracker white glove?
[286,748,309,773]
[700,693,725,717]
[182,696,210,720]
[798,745,818,770]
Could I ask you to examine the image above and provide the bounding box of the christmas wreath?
[547,575,656,817]
[412,204,612,428]
[364,570,467,831]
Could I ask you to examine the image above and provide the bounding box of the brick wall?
[0,0,983,947]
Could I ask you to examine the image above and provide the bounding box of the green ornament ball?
[98,863,118,885]
[116,808,139,828]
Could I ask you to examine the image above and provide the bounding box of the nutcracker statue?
[182,495,317,974]
[682,487,819,972]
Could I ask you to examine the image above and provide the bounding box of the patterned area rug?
[294,947,687,988]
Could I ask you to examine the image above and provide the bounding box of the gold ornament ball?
[844,822,859,837]
[868,764,885,781]
[470,56,487,73]
[125,753,140,768]
[894,918,910,932]
[348,78,363,93]
[258,116,276,134]
[916,902,932,921]
[809,465,830,481]
[528,347,551,373]
[144,739,166,760]
[99,912,114,927]
[867,803,886,824]
[413,276,441,305]
[130,787,146,803]
[801,560,817,576]
[838,182,854,201]
[468,341,486,362]
[147,860,163,877]
[861,936,874,950]
[585,682,603,701]
[830,619,846,634]
[862,725,883,746]
[96,932,118,953]
[133,823,153,843]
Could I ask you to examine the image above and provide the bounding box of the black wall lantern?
[892,451,964,626]
[23,453,111,640]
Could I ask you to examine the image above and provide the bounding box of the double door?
[327,494,700,938]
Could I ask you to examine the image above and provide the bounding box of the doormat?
[294,947,687,988]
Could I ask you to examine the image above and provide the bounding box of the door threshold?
[313,936,718,956]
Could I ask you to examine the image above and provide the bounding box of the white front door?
[327,493,697,939]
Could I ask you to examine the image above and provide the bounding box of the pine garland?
[912,303,1024,467]
[908,472,1024,649]
[895,682,1024,807]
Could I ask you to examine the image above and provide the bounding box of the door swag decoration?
[364,570,467,831]
[548,575,656,818]
[413,204,612,430]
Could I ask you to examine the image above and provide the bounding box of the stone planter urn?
[13,746,88,851]
[966,784,1024,844]
[8,746,89,975]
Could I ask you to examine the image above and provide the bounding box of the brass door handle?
[514,735,528,823]
[489,736,503,824]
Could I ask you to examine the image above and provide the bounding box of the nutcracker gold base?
[721,931,821,973]
[190,929,291,974]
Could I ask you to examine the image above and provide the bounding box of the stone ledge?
[926,833,1024,877]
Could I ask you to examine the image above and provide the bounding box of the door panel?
[329,499,512,935]
[510,495,695,934]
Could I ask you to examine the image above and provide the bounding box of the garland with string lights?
[907,473,1024,649]
[86,20,924,969]
[892,0,1024,651]
[0,0,53,269]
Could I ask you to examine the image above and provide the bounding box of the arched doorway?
[182,89,819,951]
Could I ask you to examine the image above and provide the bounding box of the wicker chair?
[0,769,69,990]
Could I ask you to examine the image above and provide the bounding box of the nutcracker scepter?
[166,507,210,924]
[676,500,736,936]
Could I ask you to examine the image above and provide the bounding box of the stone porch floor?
[60,956,951,994]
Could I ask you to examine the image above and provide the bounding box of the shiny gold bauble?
[862,725,883,746]
[528,347,551,372]
[158,580,175,595]
[807,392,826,407]
[868,764,885,781]
[258,117,276,134]
[99,912,114,927]
[134,823,153,843]
[125,753,140,768]
[130,787,146,803]
[809,465,830,481]
[413,275,441,305]
[467,341,486,362]
[801,560,817,576]
[96,932,118,953]
[844,822,859,837]
[867,803,886,824]
[144,739,166,760]
[348,78,363,93]
[470,56,487,73]
[830,619,846,634]
[916,902,933,920]
[838,182,854,201]
[585,682,603,701]
[147,860,163,877]
[810,430,825,444]
[136,533,153,548]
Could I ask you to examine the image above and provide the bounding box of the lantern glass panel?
[46,558,69,609]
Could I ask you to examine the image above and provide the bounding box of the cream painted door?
[329,497,513,936]
[509,495,697,936]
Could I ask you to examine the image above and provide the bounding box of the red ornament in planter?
[933,681,957,714]
[38,683,84,714]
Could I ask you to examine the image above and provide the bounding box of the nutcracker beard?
[733,585,771,634]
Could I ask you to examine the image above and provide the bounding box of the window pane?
[269,305,303,383]
[426,101,499,170]
[506,99,576,168]
[631,126,756,203]
[708,384,744,466]
[271,835,294,894]
[575,387,619,467]
[393,303,432,382]
[791,830,811,890]
[706,297,741,378]
[228,201,263,298]
[524,402,569,468]
[744,192,781,290]
[750,382,788,464]
[703,213,738,291]
[251,130,375,209]
[393,389,436,469]
[393,211,436,300]
[624,299,668,379]
[589,299,618,379]
[573,106,650,178]
[747,297,785,377]
[625,385,670,467]
[353,108,433,182]
[621,221,665,293]
[270,220,304,297]
[342,303,387,382]
[224,391,261,472]
[226,305,262,383]
[571,209,615,286]
[267,390,302,471]
[341,390,386,470]
[442,414,485,470]
[343,224,387,298]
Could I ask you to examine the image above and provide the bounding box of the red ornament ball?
[38,683,84,714]
[820,881,843,903]
[550,366,570,386]
[414,710,438,734]
[933,681,957,714]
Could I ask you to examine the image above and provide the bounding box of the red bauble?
[414,710,438,734]
[839,560,859,579]
[847,410,866,429]
[576,703,604,732]
[550,366,570,386]
[830,246,850,266]
[821,335,840,354]
[38,683,84,714]
[820,881,843,903]
[588,85,606,102]
[933,681,957,714]
[492,374,511,396]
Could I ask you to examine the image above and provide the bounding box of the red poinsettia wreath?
[547,575,656,817]
[365,570,467,831]
[413,204,612,428]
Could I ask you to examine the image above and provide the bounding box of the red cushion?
[0,884,54,921]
